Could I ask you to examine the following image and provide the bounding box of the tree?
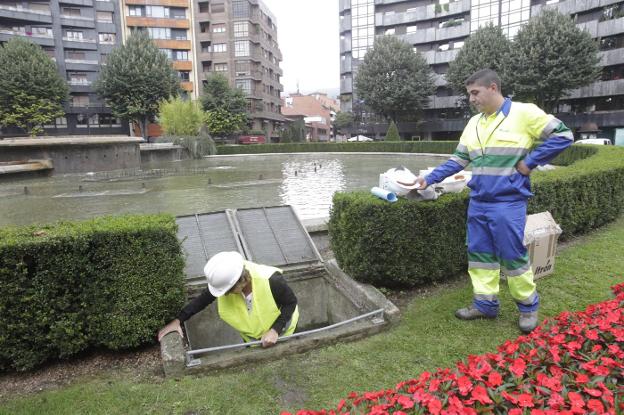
[385,121,401,141]
[446,24,514,97]
[94,30,179,139]
[354,36,434,124]
[333,111,354,135]
[280,119,306,143]
[0,38,68,136]
[200,73,248,137]
[159,97,205,136]
[508,9,601,112]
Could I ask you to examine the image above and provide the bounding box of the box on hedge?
[524,211,562,280]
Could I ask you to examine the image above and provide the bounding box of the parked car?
[237,135,266,145]
[575,138,613,145]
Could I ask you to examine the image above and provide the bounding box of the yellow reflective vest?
[217,261,299,342]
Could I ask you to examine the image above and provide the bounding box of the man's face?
[466,82,498,114]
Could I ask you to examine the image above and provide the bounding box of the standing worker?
[158,251,299,347]
[416,69,573,333]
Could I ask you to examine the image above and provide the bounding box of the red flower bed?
[283,283,624,415]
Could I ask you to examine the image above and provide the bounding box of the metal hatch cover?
[175,205,322,280]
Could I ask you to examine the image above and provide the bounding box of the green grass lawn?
[2,217,623,415]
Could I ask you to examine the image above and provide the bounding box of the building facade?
[193,0,285,139]
[120,0,195,97]
[0,0,128,136]
[339,0,624,141]
[282,92,339,141]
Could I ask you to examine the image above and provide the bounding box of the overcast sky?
[261,0,340,97]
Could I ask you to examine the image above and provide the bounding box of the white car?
[575,138,613,145]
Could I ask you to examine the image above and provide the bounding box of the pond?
[0,152,448,227]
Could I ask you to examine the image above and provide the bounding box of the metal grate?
[175,206,321,279]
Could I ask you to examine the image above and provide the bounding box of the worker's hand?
[415,176,428,190]
[158,319,183,342]
[261,328,279,348]
[516,160,532,176]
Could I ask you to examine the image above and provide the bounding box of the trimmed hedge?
[0,214,185,371]
[216,141,459,155]
[329,145,624,287]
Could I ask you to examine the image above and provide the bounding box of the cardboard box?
[523,211,562,280]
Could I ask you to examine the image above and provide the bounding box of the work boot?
[519,311,539,333]
[455,306,496,320]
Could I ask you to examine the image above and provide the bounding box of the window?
[173,50,189,60]
[233,21,248,37]
[56,117,68,127]
[214,63,228,72]
[66,30,84,40]
[384,28,395,35]
[213,24,226,33]
[198,2,209,13]
[32,26,53,37]
[98,114,120,127]
[128,5,144,16]
[407,25,417,33]
[89,114,100,126]
[171,29,187,40]
[146,6,169,18]
[235,61,250,76]
[212,43,227,53]
[68,73,88,85]
[66,50,85,60]
[232,0,250,18]
[234,40,250,57]
[178,71,190,81]
[72,95,90,107]
[62,7,81,17]
[211,2,225,13]
[160,48,173,59]
[96,11,113,23]
[147,27,170,39]
[235,79,251,95]
[200,22,209,33]
[98,33,116,43]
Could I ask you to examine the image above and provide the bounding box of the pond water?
[0,153,448,227]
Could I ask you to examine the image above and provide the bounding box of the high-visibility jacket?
[217,261,299,342]
[426,98,574,201]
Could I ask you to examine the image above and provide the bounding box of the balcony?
[433,73,447,87]
[340,36,352,53]
[422,48,460,65]
[566,78,624,99]
[531,0,620,17]
[0,29,54,46]
[61,0,94,5]
[65,59,99,70]
[181,81,193,92]
[126,16,190,29]
[340,16,351,33]
[400,21,470,45]
[340,77,353,94]
[429,95,462,109]
[339,0,351,13]
[60,15,96,29]
[63,37,98,50]
[153,39,191,49]
[576,16,624,38]
[600,48,624,66]
[125,0,188,7]
[0,4,52,23]
[376,0,470,26]
[172,60,192,71]
[340,56,352,74]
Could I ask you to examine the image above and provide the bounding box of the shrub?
[329,145,624,287]
[385,121,401,141]
[0,214,185,371]
[158,97,205,136]
[162,133,216,158]
[217,141,459,155]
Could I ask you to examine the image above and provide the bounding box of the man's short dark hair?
[465,69,501,90]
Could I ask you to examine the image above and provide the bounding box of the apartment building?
[339,0,624,141]
[281,92,340,141]
[193,0,285,139]
[119,0,195,97]
[0,0,128,136]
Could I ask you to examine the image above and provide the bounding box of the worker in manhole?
[415,69,573,333]
[158,251,299,347]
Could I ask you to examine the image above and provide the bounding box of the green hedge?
[329,145,624,288]
[0,215,185,371]
[216,141,459,155]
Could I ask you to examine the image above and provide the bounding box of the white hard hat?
[204,251,244,297]
[383,166,421,196]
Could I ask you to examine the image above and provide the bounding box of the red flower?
[547,393,564,409]
[427,398,442,415]
[510,358,526,377]
[486,371,502,388]
[502,391,519,404]
[397,395,414,410]
[575,373,590,383]
[508,409,522,415]
[587,399,605,413]
[470,385,493,405]
[583,387,602,397]
[457,376,472,396]
[517,393,534,408]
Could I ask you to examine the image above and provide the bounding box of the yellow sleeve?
[523,103,555,141]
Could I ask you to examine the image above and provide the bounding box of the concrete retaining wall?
[0,136,142,174]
